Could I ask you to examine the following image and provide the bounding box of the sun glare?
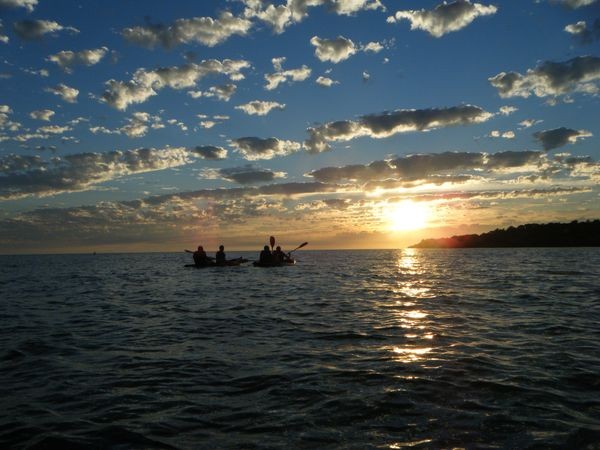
[384,201,430,231]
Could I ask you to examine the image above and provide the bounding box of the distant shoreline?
[411,220,600,248]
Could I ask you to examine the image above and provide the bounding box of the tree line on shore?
[411,220,600,248]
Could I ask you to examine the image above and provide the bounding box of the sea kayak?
[185,258,249,268]
[252,259,295,267]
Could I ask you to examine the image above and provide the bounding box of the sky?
[0,0,599,253]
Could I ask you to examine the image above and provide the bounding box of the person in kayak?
[273,246,285,264]
[185,245,211,265]
[193,245,208,265]
[259,245,273,265]
[216,245,226,265]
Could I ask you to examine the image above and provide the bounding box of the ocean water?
[1,249,599,449]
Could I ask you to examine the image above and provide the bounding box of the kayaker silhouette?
[273,246,285,264]
[185,245,211,265]
[216,245,226,265]
[259,245,273,265]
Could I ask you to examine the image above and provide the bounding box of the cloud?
[0,147,192,199]
[387,0,498,37]
[0,106,21,133]
[235,100,285,116]
[363,41,383,52]
[518,119,543,129]
[264,57,311,90]
[564,19,600,44]
[316,75,339,87]
[310,35,357,63]
[189,145,228,160]
[188,83,237,101]
[304,104,493,152]
[121,12,252,48]
[489,130,515,139]
[307,150,549,184]
[499,105,517,115]
[553,0,597,8]
[0,20,8,44]
[202,164,286,184]
[47,47,108,73]
[489,56,600,100]
[243,0,384,34]
[0,0,37,12]
[231,137,302,160]
[29,109,55,121]
[13,20,79,40]
[45,83,79,103]
[101,59,249,110]
[199,120,216,129]
[37,125,71,134]
[120,112,163,138]
[533,127,592,150]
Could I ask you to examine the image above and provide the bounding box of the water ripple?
[1,249,599,448]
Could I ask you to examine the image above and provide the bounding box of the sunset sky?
[1,0,599,253]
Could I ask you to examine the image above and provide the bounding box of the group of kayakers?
[185,240,298,267]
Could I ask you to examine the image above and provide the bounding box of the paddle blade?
[298,242,308,249]
[270,235,275,249]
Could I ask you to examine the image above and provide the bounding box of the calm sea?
[1,249,599,449]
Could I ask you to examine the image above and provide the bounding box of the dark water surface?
[1,249,599,449]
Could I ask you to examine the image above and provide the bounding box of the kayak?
[253,259,295,267]
[185,258,249,268]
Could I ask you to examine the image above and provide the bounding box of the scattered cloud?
[120,112,163,138]
[519,119,543,129]
[0,20,8,44]
[29,109,55,121]
[363,41,383,53]
[243,0,385,34]
[189,145,228,160]
[187,83,237,101]
[231,136,302,160]
[316,75,339,87]
[0,147,192,199]
[13,20,79,40]
[45,83,79,103]
[489,56,600,100]
[564,19,600,44]
[121,12,252,48]
[101,59,250,110]
[489,130,515,139]
[552,0,598,8]
[202,164,286,184]
[47,47,108,73]
[264,56,311,90]
[387,0,498,38]
[310,35,357,63]
[199,120,216,129]
[533,127,592,150]
[499,105,518,115]
[235,100,285,116]
[37,125,71,134]
[0,0,37,12]
[304,104,493,153]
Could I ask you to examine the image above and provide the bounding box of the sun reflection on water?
[388,249,438,364]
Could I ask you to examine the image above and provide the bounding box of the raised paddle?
[288,242,308,254]
[270,235,275,251]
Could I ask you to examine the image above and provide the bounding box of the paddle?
[288,242,308,255]
[270,235,275,252]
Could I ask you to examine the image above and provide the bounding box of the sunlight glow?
[384,201,430,231]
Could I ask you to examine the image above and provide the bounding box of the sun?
[384,200,431,232]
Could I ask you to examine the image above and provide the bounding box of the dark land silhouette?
[411,220,600,248]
